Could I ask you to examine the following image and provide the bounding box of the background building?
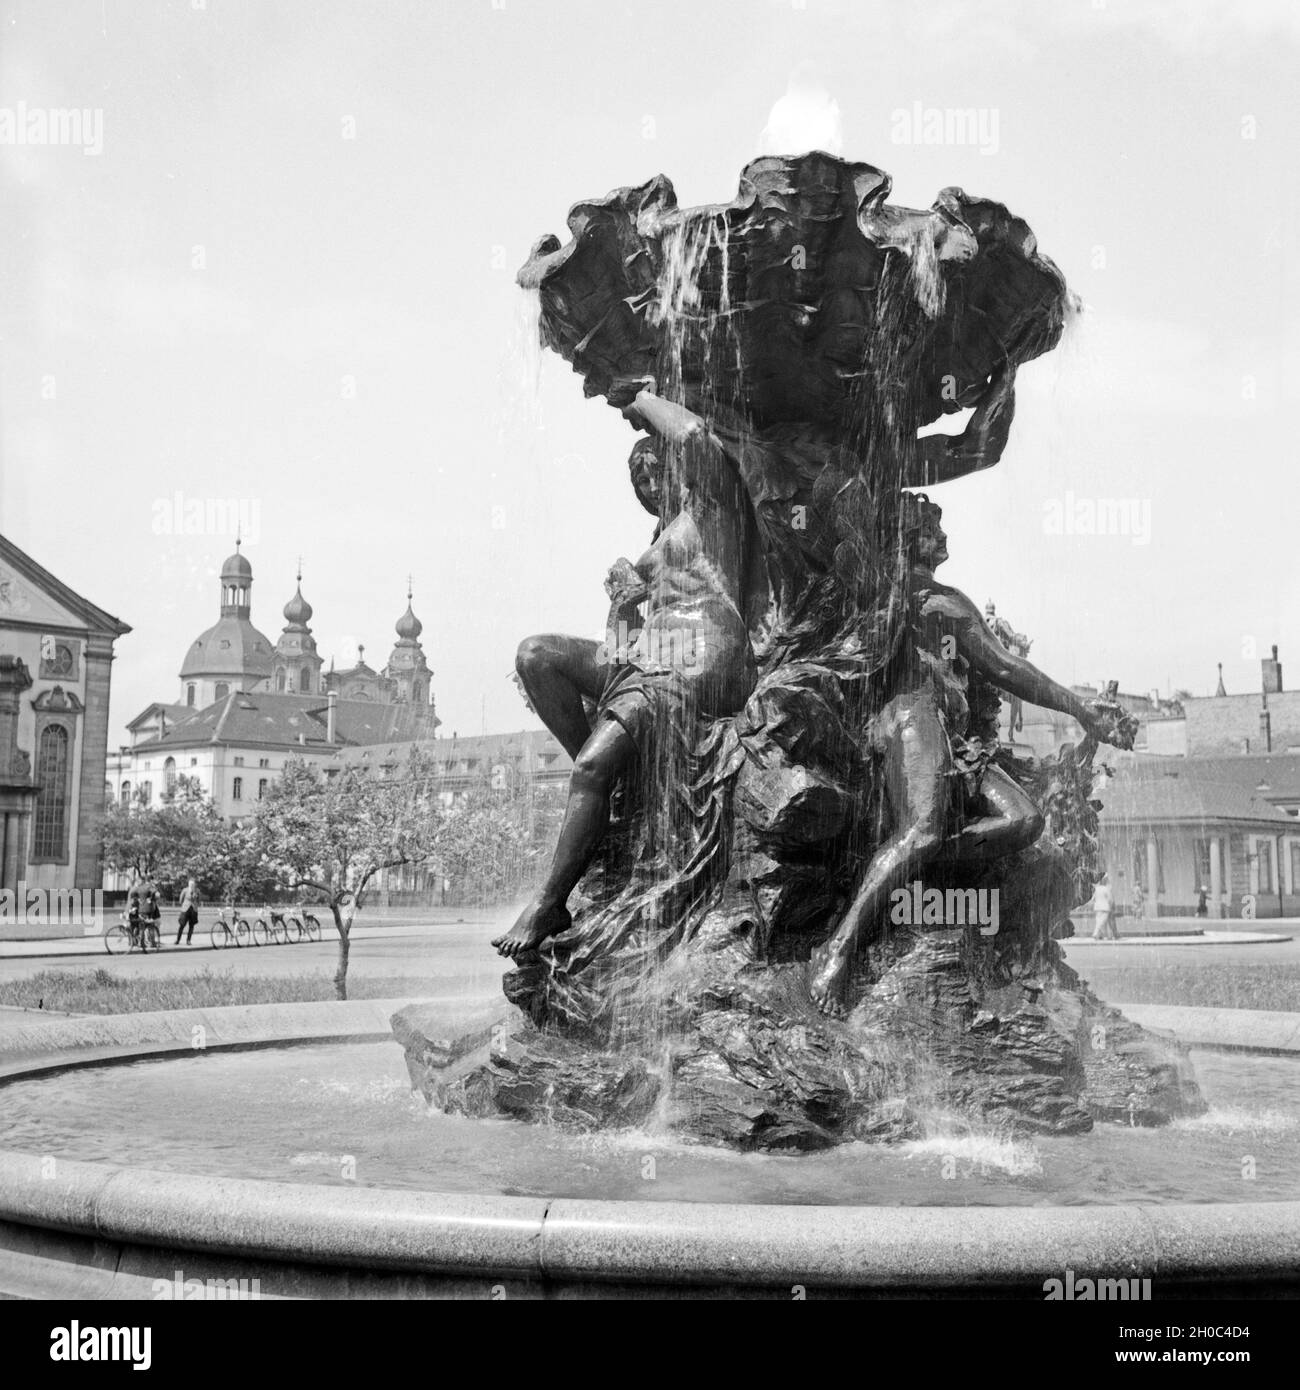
[0,534,131,895]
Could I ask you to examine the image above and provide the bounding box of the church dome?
[283,584,313,627]
[395,602,422,642]
[180,617,274,680]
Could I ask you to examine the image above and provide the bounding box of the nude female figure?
[493,388,757,960]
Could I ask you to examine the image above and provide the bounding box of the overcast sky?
[1,0,1296,742]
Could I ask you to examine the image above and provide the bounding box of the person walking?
[1196,884,1209,918]
[175,878,200,945]
[1130,879,1145,922]
[1091,873,1117,940]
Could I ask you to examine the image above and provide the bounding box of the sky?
[0,0,1297,743]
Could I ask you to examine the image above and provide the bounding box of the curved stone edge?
[0,997,506,1084]
[2,1001,1299,1296]
[1119,1005,1300,1054]
[2,1150,1299,1295]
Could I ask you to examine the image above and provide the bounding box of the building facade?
[109,547,440,835]
[0,534,131,895]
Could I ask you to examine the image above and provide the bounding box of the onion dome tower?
[383,579,433,706]
[272,561,324,695]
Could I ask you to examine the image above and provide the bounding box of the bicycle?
[105,912,161,955]
[300,910,322,943]
[259,908,292,946]
[209,907,252,949]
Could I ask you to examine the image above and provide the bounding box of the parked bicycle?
[105,911,161,955]
[209,906,253,950]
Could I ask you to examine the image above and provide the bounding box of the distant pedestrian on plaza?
[1091,873,1118,940]
[1196,884,1209,918]
[1130,880,1145,920]
[175,878,200,945]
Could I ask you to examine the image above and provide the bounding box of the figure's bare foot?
[492,900,572,960]
[807,940,850,1017]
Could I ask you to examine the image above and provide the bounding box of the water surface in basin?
[2,1041,1297,1206]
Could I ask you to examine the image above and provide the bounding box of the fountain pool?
[3,1040,1297,1207]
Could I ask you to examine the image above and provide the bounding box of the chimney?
[326,690,337,744]
[1262,644,1283,696]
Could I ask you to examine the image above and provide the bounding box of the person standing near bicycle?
[123,873,146,948]
[175,877,199,946]
[139,876,161,950]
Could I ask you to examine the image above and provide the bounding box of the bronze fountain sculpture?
[396,152,1202,1149]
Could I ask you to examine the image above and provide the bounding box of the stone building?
[1096,762,1299,918]
[0,534,131,895]
[109,546,439,828]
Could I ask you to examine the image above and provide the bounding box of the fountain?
[3,153,1299,1302]
[395,152,1203,1149]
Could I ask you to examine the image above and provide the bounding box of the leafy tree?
[248,751,443,998]
[99,775,232,898]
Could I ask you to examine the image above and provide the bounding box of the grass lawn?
[1076,960,1300,1013]
[0,969,443,1015]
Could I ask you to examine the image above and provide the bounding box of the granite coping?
[0,996,503,1080]
[1,1150,1298,1291]
[1119,1004,1300,1053]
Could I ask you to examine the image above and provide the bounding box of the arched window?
[215,682,230,700]
[33,725,70,860]
[121,780,131,804]
[299,667,311,692]
[186,684,196,707]
[276,669,287,692]
[164,757,177,795]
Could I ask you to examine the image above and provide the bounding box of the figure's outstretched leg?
[515,634,606,761]
[808,694,950,1016]
[948,764,1044,862]
[493,716,636,959]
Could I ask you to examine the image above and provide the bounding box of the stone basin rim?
[1,1149,1299,1290]
[1,1000,1299,1292]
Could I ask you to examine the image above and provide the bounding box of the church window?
[300,667,311,692]
[186,684,196,707]
[164,757,176,795]
[215,682,230,700]
[33,726,70,860]
[232,777,243,801]
[276,669,287,692]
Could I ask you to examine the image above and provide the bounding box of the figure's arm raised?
[905,363,1016,488]
[623,389,736,502]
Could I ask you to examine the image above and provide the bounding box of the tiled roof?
[133,692,439,752]
[1098,766,1295,827]
[1166,753,1300,802]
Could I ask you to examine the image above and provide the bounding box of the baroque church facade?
[109,545,439,824]
[0,533,131,899]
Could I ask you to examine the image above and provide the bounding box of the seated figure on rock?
[493,388,758,961]
[807,491,1136,1015]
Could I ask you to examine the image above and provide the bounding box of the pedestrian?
[140,876,161,951]
[1196,883,1209,918]
[123,873,144,947]
[175,877,199,945]
[1091,873,1117,940]
[1130,880,1145,921]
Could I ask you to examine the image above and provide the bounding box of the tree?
[99,775,233,898]
[248,751,443,999]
